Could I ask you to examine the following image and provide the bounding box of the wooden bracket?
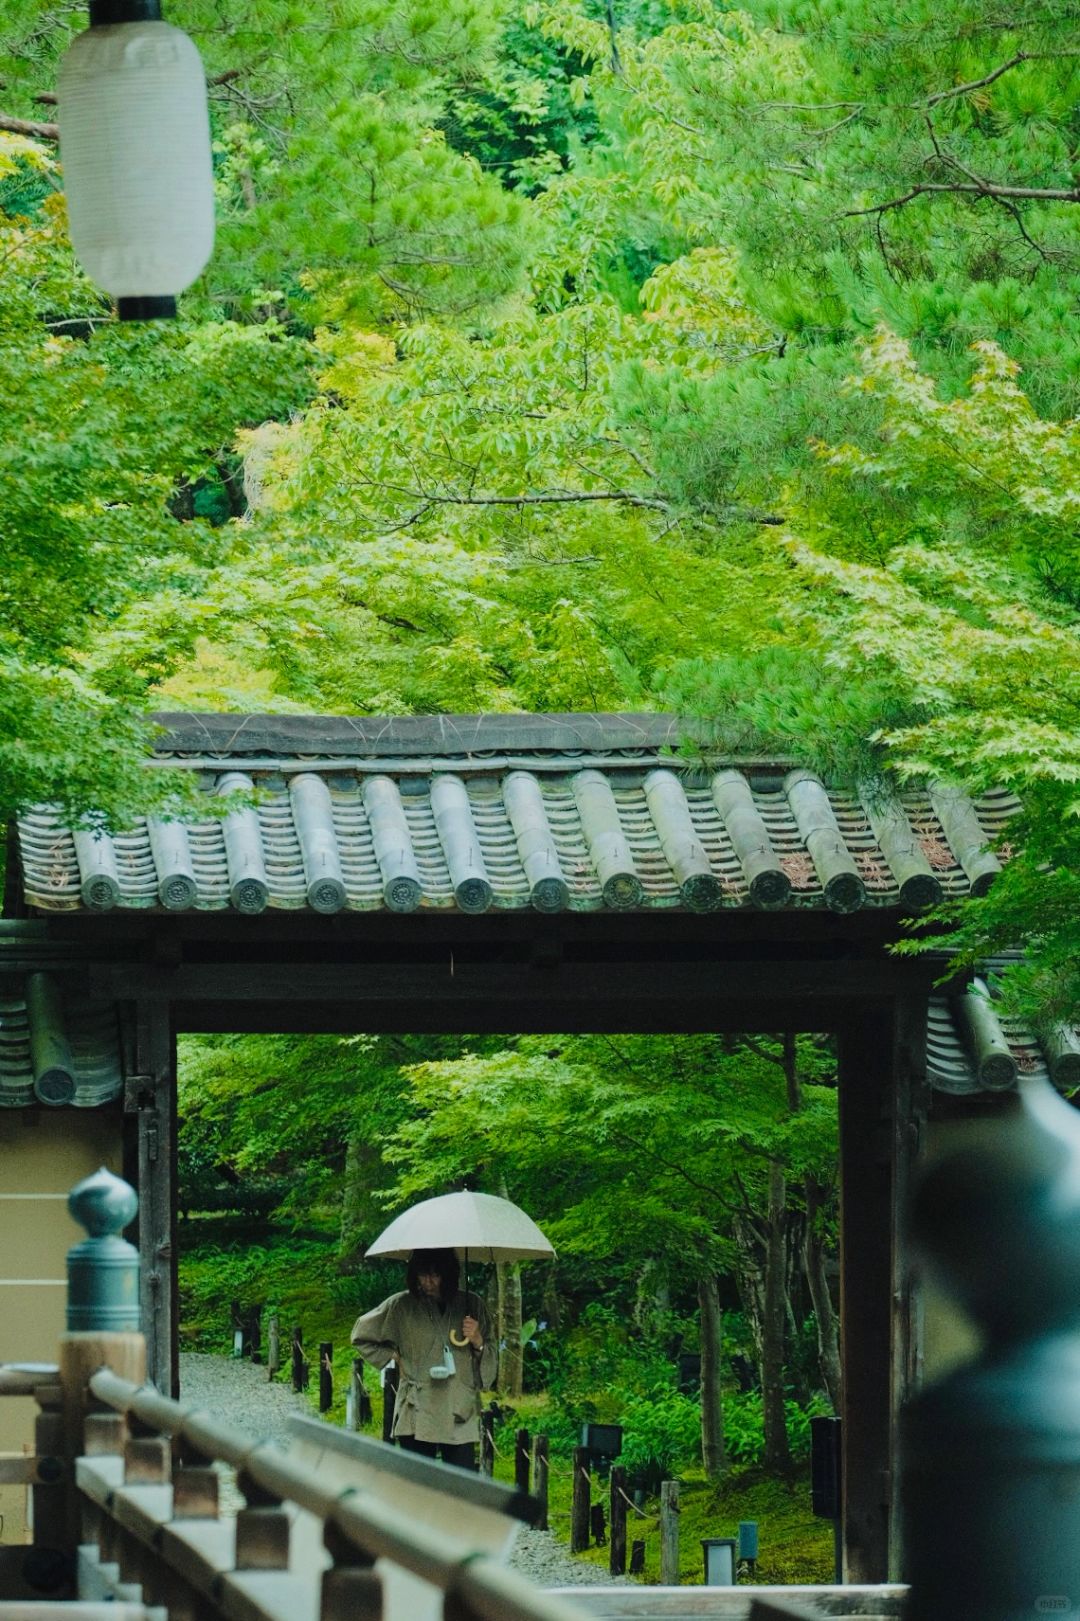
[124,1436,171,1484]
[84,1412,128,1456]
[319,1567,383,1621]
[172,1465,219,1519]
[235,1506,291,1571]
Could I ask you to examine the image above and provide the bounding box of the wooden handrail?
[0,1365,60,1397]
[87,1368,586,1621]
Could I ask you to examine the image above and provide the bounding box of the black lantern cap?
[117,295,178,321]
[89,0,162,24]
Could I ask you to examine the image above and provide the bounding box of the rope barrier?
[613,1483,655,1520]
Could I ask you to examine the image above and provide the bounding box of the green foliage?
[723,1390,832,1467]
[481,1401,834,1584]
[532,0,1080,405]
[617,1388,702,1482]
[1,0,535,323]
[178,1033,483,1229]
[383,1034,837,1290]
[0,135,313,825]
[440,16,599,191]
[6,0,1073,1030]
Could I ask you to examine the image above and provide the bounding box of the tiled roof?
[928,983,1080,1097]
[0,982,121,1108]
[16,713,1017,917]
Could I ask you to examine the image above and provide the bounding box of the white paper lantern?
[58,6,215,319]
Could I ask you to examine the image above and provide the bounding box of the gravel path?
[178,1353,620,1588]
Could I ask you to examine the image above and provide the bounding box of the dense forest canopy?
[0,0,1077,1010]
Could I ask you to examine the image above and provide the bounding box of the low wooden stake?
[609,1465,627,1575]
[534,1434,549,1531]
[660,1479,680,1585]
[570,1446,591,1554]
[515,1427,531,1495]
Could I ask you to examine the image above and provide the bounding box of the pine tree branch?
[923,51,1080,106]
[846,180,1080,218]
[865,114,1078,260]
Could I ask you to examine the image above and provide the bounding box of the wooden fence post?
[267,1312,280,1380]
[319,1342,333,1413]
[629,1540,646,1576]
[533,1434,549,1531]
[480,1401,496,1475]
[609,1464,627,1575]
[291,1326,308,1392]
[660,1479,680,1584]
[348,1360,371,1431]
[590,1503,606,1546]
[570,1446,591,1554]
[248,1304,262,1364]
[515,1427,531,1495]
[382,1362,399,1443]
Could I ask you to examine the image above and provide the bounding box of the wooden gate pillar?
[837,993,927,1584]
[122,999,177,1396]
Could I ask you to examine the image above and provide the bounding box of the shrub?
[617,1388,701,1489]
[724,1389,833,1465]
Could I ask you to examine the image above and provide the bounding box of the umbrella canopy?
[365,1191,555,1266]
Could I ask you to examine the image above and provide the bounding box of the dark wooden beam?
[889,993,929,1580]
[46,904,918,948]
[837,1005,898,1584]
[82,956,934,1016]
[131,1000,177,1396]
[171,993,868,1036]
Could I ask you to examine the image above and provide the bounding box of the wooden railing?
[0,1167,587,1621]
[73,1367,581,1621]
[0,1344,584,1621]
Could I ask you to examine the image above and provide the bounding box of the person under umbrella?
[351,1246,498,1470]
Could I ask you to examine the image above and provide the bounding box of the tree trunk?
[698,1274,726,1479]
[732,1214,765,1370]
[497,1261,523,1396]
[634,1261,671,1334]
[762,1158,793,1475]
[338,1134,369,1267]
[803,1177,842,1411]
[542,1265,562,1334]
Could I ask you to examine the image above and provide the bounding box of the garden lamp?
[57,0,215,319]
[702,1536,737,1587]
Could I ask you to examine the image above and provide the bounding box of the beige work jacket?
[351,1288,497,1444]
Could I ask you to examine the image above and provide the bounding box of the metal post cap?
[68,1167,138,1238]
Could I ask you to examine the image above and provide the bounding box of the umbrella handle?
[449,1329,469,1347]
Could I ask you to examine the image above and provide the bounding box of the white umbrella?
[366,1190,555,1266]
[366,1191,555,1347]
